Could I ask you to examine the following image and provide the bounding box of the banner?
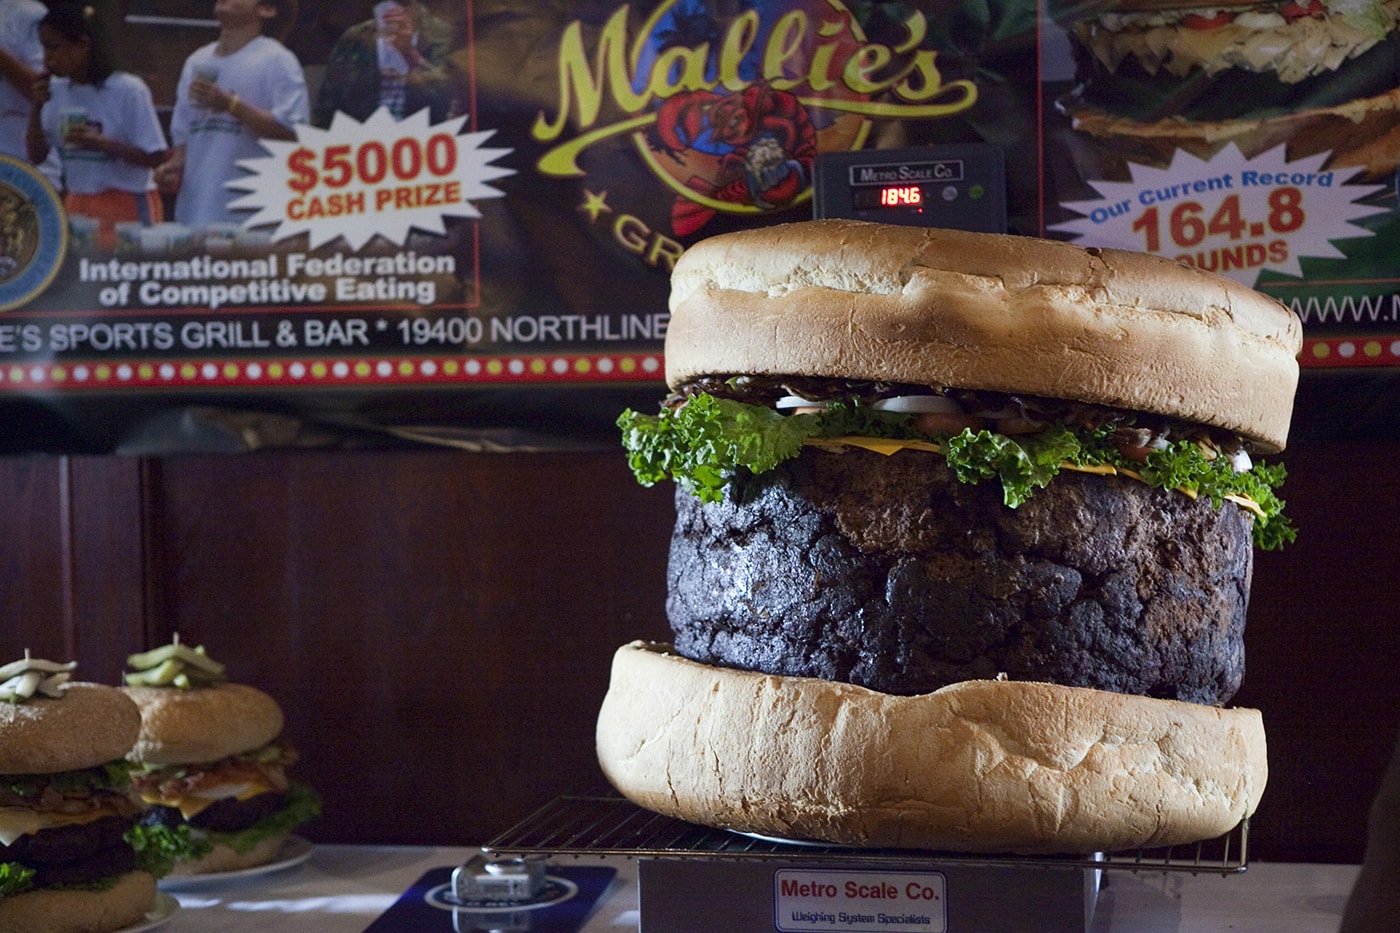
[0,0,1393,451]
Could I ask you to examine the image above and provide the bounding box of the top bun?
[0,683,141,774]
[666,220,1303,451]
[123,683,284,765]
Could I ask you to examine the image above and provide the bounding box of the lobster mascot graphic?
[651,84,818,237]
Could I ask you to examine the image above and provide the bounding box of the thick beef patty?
[0,815,138,887]
[141,790,292,834]
[667,446,1253,704]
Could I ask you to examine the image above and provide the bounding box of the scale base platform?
[638,855,1100,933]
[483,796,1248,933]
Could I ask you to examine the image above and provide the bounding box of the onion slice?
[869,395,965,414]
[774,396,830,410]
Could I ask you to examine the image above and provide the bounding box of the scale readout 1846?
[812,144,1006,233]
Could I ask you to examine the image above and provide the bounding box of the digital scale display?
[813,144,1006,233]
[852,184,926,210]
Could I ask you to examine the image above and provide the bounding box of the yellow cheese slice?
[1224,494,1266,519]
[141,776,277,821]
[805,436,944,456]
[0,805,112,847]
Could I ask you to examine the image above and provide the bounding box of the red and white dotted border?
[8,340,1399,389]
[1301,337,1400,368]
[1,352,664,390]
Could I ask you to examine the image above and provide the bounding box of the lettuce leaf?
[618,393,1295,549]
[4,761,135,800]
[127,821,211,879]
[619,393,819,502]
[0,861,35,898]
[1136,444,1296,550]
[1327,0,1393,39]
[945,426,1105,507]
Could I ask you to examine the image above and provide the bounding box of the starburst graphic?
[1051,145,1387,286]
[227,108,514,250]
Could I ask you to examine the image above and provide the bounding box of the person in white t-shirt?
[25,2,167,251]
[155,0,307,228]
[0,0,45,160]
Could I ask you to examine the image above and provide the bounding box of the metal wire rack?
[484,795,1249,876]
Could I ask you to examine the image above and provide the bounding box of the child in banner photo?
[156,0,307,228]
[24,1,167,252]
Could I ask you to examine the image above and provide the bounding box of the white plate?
[120,892,179,933]
[158,835,314,889]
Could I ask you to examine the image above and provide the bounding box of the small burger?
[122,638,320,875]
[0,655,158,933]
[598,219,1302,853]
[1052,0,1400,177]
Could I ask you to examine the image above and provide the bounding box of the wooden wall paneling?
[141,449,676,847]
[0,456,68,649]
[0,455,150,678]
[1240,439,1400,864]
[66,456,160,681]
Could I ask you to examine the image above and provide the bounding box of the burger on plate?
[1052,0,1400,177]
[122,638,320,875]
[598,219,1302,854]
[0,655,159,933]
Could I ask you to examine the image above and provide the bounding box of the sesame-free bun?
[1062,87,1400,181]
[665,220,1302,451]
[123,682,284,765]
[0,683,140,774]
[0,870,156,933]
[596,641,1268,854]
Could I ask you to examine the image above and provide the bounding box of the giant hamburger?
[1052,0,1400,177]
[0,656,158,933]
[598,219,1302,854]
[122,638,320,875]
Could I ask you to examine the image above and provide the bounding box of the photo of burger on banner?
[1050,0,1400,179]
[1042,0,1400,364]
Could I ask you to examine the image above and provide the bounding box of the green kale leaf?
[618,393,1293,548]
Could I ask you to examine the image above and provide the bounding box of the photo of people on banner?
[4,0,469,257]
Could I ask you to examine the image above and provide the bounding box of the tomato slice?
[1182,11,1236,28]
[1280,0,1324,18]
[1117,444,1156,463]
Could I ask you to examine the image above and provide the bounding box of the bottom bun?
[0,870,156,933]
[596,641,1267,854]
[1059,87,1400,179]
[171,832,290,876]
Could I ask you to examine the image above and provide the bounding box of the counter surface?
[158,844,1359,932]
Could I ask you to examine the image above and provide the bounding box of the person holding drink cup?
[155,0,307,228]
[311,0,456,128]
[24,2,166,252]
